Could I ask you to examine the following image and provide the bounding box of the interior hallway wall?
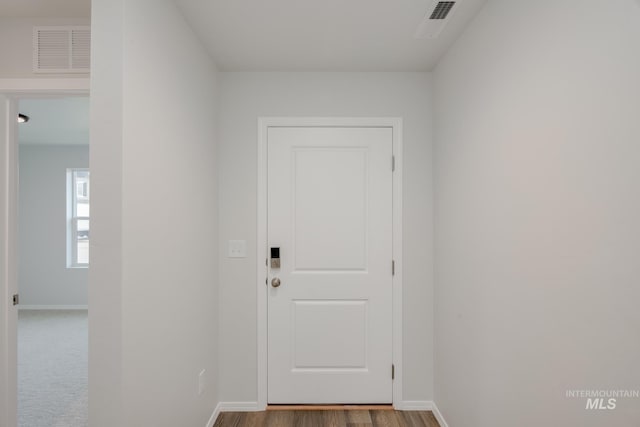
[18,145,89,307]
[217,72,434,404]
[90,0,220,426]
[434,1,640,426]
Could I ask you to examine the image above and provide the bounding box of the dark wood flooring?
[213,409,440,427]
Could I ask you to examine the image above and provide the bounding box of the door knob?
[271,277,281,288]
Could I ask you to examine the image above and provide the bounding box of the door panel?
[293,299,368,369]
[267,127,393,404]
[292,148,368,271]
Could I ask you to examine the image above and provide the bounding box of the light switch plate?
[228,240,247,258]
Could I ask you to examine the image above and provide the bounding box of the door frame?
[0,78,89,426]
[256,117,403,409]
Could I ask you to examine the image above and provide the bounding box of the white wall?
[434,1,640,426]
[18,145,89,306]
[89,1,123,424]
[218,72,434,403]
[90,1,219,426]
[0,17,90,79]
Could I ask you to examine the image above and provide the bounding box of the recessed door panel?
[293,148,368,271]
[292,300,368,369]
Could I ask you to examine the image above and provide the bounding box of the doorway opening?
[256,117,404,409]
[17,96,90,427]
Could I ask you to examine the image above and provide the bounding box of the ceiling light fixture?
[17,114,30,123]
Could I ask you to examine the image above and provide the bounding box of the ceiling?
[0,0,90,18]
[0,0,487,70]
[174,0,488,71]
[18,98,90,146]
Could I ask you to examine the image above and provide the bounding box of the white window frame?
[67,168,89,268]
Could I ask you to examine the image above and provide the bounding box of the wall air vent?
[33,26,91,73]
[414,1,459,39]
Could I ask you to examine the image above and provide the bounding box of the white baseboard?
[431,402,449,427]
[19,305,88,310]
[219,401,260,412]
[396,401,449,427]
[206,402,222,427]
[395,400,432,410]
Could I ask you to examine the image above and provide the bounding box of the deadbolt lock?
[270,247,280,268]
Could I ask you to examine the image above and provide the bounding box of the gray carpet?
[18,310,88,427]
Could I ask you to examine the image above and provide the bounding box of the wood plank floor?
[213,409,440,427]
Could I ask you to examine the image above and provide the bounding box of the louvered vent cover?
[430,2,456,20]
[414,1,458,39]
[33,26,90,73]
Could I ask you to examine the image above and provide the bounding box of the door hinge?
[12,294,19,306]
[392,155,395,172]
[392,364,395,380]
[392,260,395,276]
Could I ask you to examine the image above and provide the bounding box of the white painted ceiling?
[2,1,488,145]
[174,0,488,71]
[1,0,486,71]
[0,0,90,18]
[18,98,90,146]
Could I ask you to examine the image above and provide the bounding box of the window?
[67,169,89,267]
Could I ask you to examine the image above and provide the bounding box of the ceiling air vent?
[33,26,91,73]
[430,1,456,19]
[414,1,459,39]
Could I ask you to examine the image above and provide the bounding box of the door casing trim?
[257,117,403,409]
[0,78,89,427]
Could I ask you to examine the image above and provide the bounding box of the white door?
[267,126,393,404]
